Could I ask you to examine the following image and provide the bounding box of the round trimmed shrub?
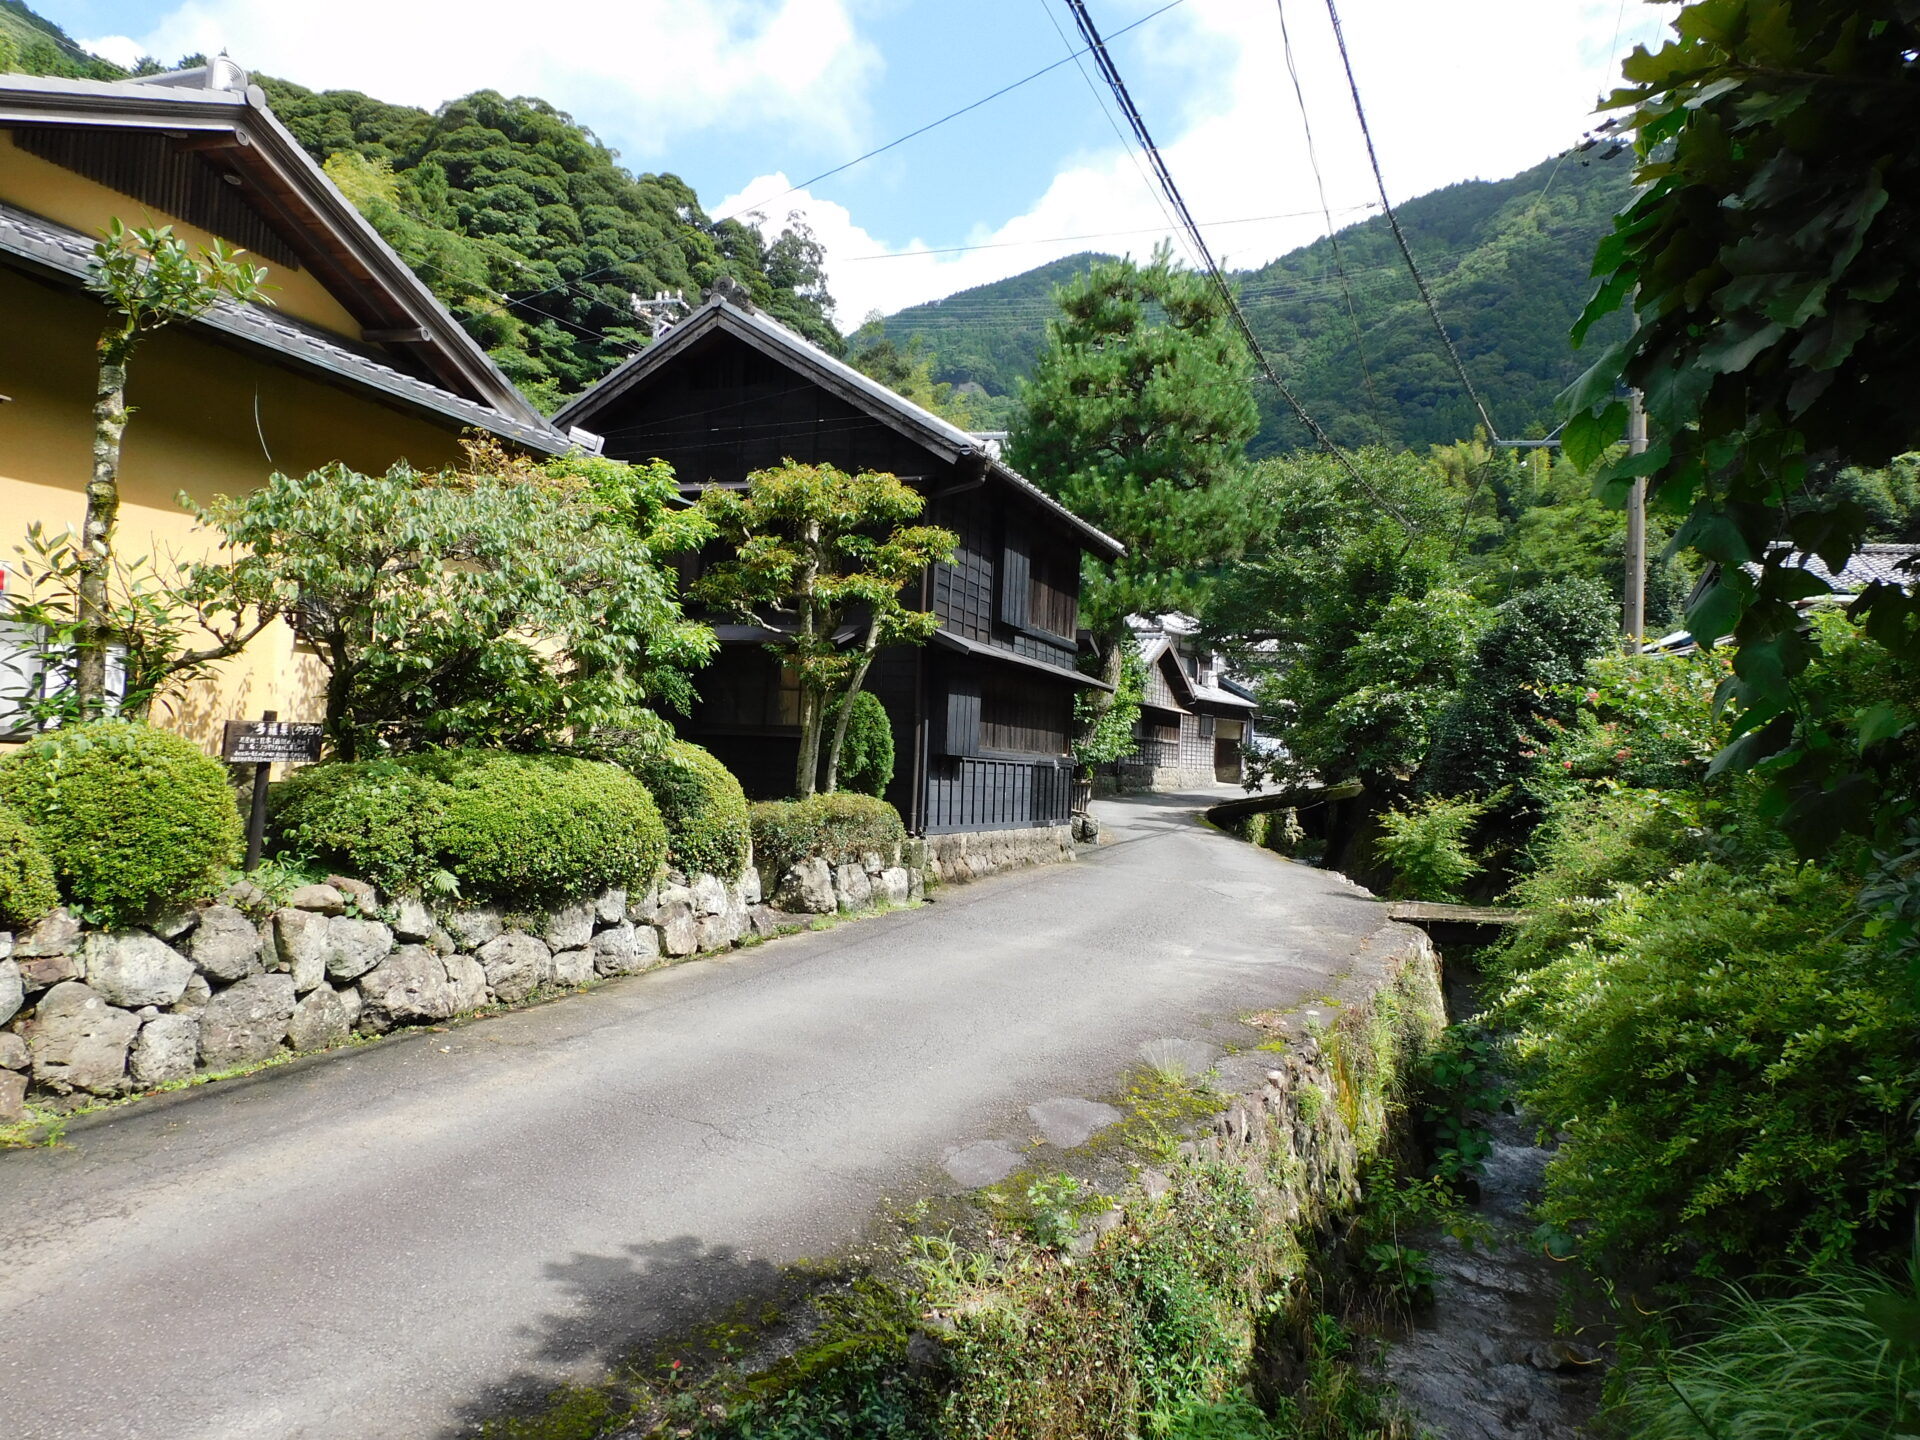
[269,760,453,896]
[619,739,750,880]
[836,690,895,798]
[0,719,242,926]
[0,803,58,928]
[414,751,667,905]
[749,793,907,879]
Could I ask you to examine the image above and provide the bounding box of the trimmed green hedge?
[0,803,58,928]
[272,749,668,905]
[616,738,750,880]
[837,690,895,798]
[749,793,907,879]
[405,750,667,905]
[269,759,454,896]
[0,719,242,926]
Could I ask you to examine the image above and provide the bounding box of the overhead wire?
[1273,0,1379,420]
[712,0,1189,226]
[834,204,1374,262]
[343,0,1207,352]
[1034,0,1202,272]
[1059,0,1417,532]
[1321,0,1500,445]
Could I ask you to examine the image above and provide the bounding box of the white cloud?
[77,33,145,69]
[107,0,878,158]
[728,0,1675,328]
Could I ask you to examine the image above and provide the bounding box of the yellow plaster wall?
[0,128,365,338]
[0,265,468,751]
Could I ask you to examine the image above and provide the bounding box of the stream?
[1375,967,1609,1438]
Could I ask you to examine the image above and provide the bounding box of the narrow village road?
[0,793,1398,1440]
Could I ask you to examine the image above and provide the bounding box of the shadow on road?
[441,1234,791,1437]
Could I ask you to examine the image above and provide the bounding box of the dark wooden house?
[1121,620,1259,790]
[553,294,1124,836]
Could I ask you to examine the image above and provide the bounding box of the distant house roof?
[0,64,565,449]
[552,294,1125,560]
[1133,617,1259,711]
[1742,542,1919,594]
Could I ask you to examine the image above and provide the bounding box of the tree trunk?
[821,618,880,794]
[792,520,824,797]
[1071,624,1125,780]
[76,337,131,719]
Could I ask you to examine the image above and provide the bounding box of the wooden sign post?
[221,712,325,871]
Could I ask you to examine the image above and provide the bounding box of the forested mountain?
[874,151,1634,453]
[0,3,841,413]
[258,79,841,409]
[0,0,117,76]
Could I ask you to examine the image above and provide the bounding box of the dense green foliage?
[615,738,751,881]
[881,153,1632,454]
[0,803,58,928]
[0,720,241,925]
[1073,636,1146,777]
[1505,856,1912,1273]
[1610,1266,1920,1438]
[272,749,668,904]
[1490,630,1920,1277]
[1372,795,1493,903]
[269,759,456,896]
[407,750,667,907]
[1562,0,1920,853]
[1420,577,1615,798]
[748,794,906,880]
[1008,246,1257,633]
[191,450,712,759]
[260,81,837,410]
[833,691,895,799]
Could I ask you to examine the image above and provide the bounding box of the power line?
[1053,1,1419,529]
[835,204,1375,262]
[1273,0,1379,419]
[714,0,1189,227]
[1321,0,1499,443]
[1034,0,1202,272]
[494,0,1192,328]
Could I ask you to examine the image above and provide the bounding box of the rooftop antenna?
[630,290,690,340]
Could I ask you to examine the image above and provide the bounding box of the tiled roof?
[0,199,567,453]
[554,296,1125,559]
[1747,542,1919,594]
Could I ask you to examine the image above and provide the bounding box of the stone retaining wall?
[0,845,938,1122]
[923,824,1075,884]
[0,822,1083,1123]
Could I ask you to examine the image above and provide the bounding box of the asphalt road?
[0,792,1396,1440]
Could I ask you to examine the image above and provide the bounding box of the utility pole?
[1622,387,1648,652]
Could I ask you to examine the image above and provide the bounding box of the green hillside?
[0,0,120,76]
[0,2,840,414]
[877,150,1634,453]
[258,78,841,409]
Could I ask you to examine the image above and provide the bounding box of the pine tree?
[1008,244,1258,640]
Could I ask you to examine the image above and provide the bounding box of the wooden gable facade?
[554,296,1123,835]
[1126,626,1259,789]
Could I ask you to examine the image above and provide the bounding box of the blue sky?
[38,1,1673,328]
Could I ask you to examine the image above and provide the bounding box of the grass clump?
[0,719,241,926]
[749,793,906,879]
[1610,1265,1920,1438]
